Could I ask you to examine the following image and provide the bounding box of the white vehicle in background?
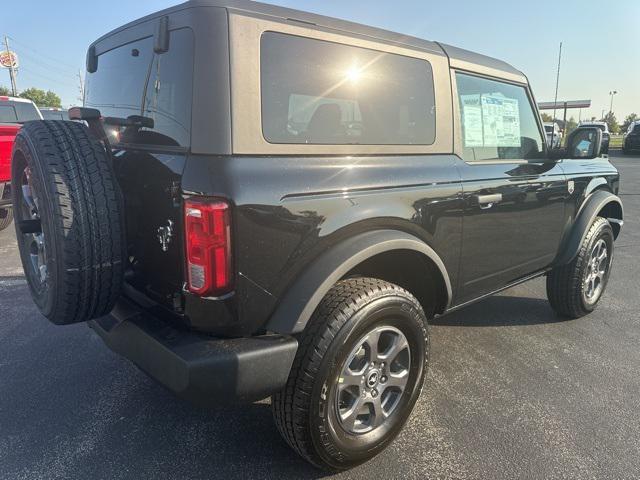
[544,122,562,148]
[578,121,610,153]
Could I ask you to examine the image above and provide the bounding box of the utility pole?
[552,41,562,123]
[3,36,18,96]
[77,69,85,102]
[609,90,618,114]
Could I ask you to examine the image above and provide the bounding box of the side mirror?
[564,127,602,159]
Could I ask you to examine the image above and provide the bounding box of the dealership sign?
[0,51,18,69]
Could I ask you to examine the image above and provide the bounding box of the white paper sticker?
[480,94,521,147]
[460,94,483,147]
[461,93,521,148]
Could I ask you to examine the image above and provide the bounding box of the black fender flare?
[553,190,623,266]
[266,230,453,334]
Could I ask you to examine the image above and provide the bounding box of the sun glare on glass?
[345,65,362,84]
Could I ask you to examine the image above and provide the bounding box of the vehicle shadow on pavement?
[0,281,330,480]
[431,295,565,327]
[103,396,330,480]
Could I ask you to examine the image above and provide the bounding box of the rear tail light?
[184,198,232,296]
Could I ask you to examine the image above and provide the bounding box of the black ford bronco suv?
[10,0,623,471]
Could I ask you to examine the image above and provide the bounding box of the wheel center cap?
[366,369,380,388]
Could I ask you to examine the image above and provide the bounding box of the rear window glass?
[0,102,40,123]
[260,32,436,145]
[16,102,41,122]
[40,110,66,120]
[544,125,553,133]
[0,105,17,123]
[85,28,194,147]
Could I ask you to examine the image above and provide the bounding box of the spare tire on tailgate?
[11,120,125,324]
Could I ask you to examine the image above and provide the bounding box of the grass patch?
[610,135,623,149]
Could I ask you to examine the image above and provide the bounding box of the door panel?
[456,160,567,303]
[451,71,568,304]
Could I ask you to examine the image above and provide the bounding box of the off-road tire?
[546,216,614,318]
[11,120,125,324]
[0,207,12,231]
[272,277,428,471]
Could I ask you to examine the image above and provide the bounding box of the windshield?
[0,101,41,123]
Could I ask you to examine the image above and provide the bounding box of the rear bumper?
[89,298,298,406]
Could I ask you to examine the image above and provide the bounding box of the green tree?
[540,112,553,122]
[564,116,578,136]
[18,87,62,108]
[603,112,619,134]
[0,85,11,96]
[621,113,638,133]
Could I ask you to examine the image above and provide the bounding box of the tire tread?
[272,277,424,469]
[13,120,124,324]
[547,216,611,318]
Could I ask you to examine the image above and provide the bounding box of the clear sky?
[2,0,638,122]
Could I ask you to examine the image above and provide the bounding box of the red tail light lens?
[184,198,232,296]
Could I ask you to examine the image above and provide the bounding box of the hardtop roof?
[91,0,527,83]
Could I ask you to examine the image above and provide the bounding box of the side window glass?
[261,32,436,145]
[456,72,545,162]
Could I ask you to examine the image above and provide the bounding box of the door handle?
[476,193,503,209]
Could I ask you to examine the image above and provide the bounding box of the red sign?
[0,51,18,69]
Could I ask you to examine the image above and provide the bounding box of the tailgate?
[0,124,20,182]
[113,150,187,310]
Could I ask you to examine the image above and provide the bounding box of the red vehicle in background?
[0,96,42,231]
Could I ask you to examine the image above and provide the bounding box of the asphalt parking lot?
[1,152,639,480]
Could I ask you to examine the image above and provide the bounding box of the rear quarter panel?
[182,154,464,333]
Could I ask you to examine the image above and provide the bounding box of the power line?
[18,65,75,88]
[15,49,77,80]
[7,35,79,70]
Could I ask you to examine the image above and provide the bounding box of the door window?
[456,73,545,162]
